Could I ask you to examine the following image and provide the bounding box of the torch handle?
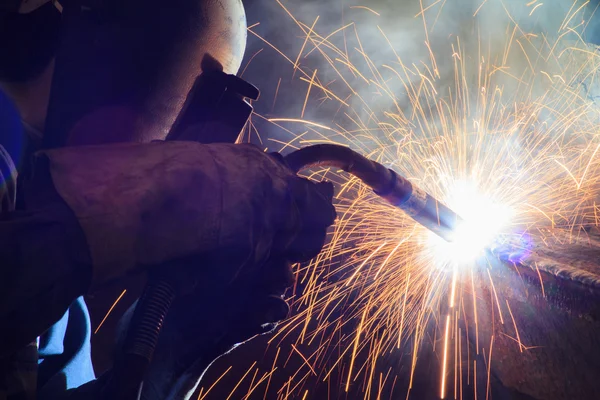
[284,144,462,242]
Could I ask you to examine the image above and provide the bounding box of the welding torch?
[284,144,463,242]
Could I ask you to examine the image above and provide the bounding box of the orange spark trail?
[302,69,318,119]
[440,314,451,399]
[506,300,524,353]
[94,289,126,335]
[294,16,320,73]
[486,268,505,324]
[346,307,368,392]
[486,336,494,400]
[198,366,233,400]
[226,362,257,400]
[349,6,381,16]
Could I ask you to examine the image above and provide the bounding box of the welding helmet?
[1,0,258,147]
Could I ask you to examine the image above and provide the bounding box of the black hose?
[110,278,175,400]
[284,144,408,197]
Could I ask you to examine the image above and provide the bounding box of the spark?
[345,241,387,286]
[474,0,490,17]
[349,6,381,16]
[240,48,264,78]
[486,335,494,400]
[272,77,282,112]
[294,16,320,73]
[267,118,336,131]
[474,360,478,400]
[529,3,544,16]
[440,314,451,399]
[346,307,368,392]
[302,69,318,118]
[397,273,411,349]
[263,347,280,400]
[226,362,257,400]
[487,268,505,324]
[535,263,547,298]
[203,0,600,398]
[94,289,126,334]
[291,345,317,376]
[198,366,233,400]
[506,299,525,353]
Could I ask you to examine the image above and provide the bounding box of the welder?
[0,0,336,398]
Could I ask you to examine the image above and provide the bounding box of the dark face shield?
[18,0,253,148]
[167,70,260,145]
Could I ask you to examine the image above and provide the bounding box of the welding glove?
[40,141,336,292]
[70,257,295,400]
[112,257,296,400]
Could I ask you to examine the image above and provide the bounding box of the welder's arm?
[42,141,336,291]
[0,138,336,372]
[0,141,335,362]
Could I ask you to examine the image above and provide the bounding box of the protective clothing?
[42,141,336,291]
[116,258,298,400]
[1,140,335,357]
[0,2,336,398]
[0,145,95,399]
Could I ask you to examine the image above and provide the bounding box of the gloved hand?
[42,141,335,399]
[41,141,336,292]
[113,257,297,400]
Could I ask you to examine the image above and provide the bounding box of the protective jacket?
[0,93,95,399]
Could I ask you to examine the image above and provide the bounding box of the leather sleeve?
[42,141,223,289]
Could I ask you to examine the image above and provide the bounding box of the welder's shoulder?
[0,143,17,212]
[0,90,21,212]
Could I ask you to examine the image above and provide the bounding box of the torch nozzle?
[284,144,463,242]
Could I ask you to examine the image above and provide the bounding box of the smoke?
[241,0,597,150]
